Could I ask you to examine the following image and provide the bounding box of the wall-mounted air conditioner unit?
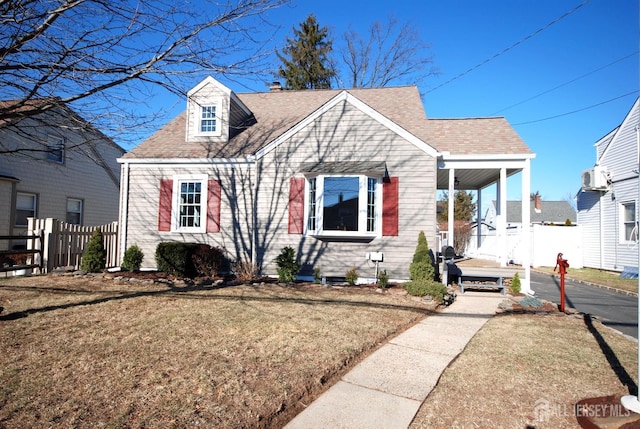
[581,166,609,191]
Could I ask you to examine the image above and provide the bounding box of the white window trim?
[197,101,222,137]
[171,174,208,233]
[304,174,382,239]
[620,201,638,243]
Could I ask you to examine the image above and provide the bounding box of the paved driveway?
[530,271,638,339]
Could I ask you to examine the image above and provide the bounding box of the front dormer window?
[200,105,217,133]
[197,102,222,137]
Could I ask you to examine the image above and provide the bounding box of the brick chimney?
[534,193,541,213]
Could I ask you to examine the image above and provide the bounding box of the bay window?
[305,174,380,237]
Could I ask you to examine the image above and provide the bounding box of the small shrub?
[122,244,144,271]
[155,242,197,277]
[191,244,225,277]
[81,228,106,273]
[565,218,572,226]
[234,258,259,282]
[409,231,435,281]
[313,266,322,283]
[377,270,389,289]
[275,246,300,283]
[511,272,521,294]
[345,267,358,285]
[404,279,447,302]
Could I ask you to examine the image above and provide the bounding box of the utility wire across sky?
[425,0,591,94]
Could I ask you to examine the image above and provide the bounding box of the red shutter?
[288,177,305,234]
[382,177,399,236]
[207,179,221,233]
[158,179,173,231]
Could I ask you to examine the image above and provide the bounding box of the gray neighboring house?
[0,100,125,250]
[577,97,639,272]
[484,195,577,229]
[118,77,534,282]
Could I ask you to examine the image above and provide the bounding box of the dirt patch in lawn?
[0,273,433,428]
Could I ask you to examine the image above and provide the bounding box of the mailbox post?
[554,253,569,312]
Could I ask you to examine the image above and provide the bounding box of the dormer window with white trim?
[198,103,222,136]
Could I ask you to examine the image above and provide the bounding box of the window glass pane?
[323,177,359,231]
[624,203,637,241]
[367,178,376,232]
[179,181,202,228]
[47,136,64,163]
[16,193,36,226]
[307,178,316,230]
[625,203,636,222]
[66,198,82,225]
[200,106,217,133]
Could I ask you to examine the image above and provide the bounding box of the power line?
[511,91,639,126]
[425,0,591,94]
[490,51,639,115]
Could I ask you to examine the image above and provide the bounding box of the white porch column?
[476,188,482,253]
[497,168,508,267]
[448,168,455,250]
[521,159,532,294]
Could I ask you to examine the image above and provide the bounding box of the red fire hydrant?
[554,253,570,312]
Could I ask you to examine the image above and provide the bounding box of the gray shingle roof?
[505,201,577,224]
[123,85,532,160]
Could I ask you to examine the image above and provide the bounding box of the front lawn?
[0,274,431,428]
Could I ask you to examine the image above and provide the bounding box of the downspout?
[118,161,129,266]
[251,157,258,269]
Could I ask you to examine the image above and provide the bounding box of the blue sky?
[138,0,639,206]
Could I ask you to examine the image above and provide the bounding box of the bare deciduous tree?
[0,0,289,152]
[340,15,438,89]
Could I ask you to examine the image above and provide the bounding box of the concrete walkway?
[284,291,506,429]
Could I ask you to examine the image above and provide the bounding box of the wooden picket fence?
[27,218,119,272]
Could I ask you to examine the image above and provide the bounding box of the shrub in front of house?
[81,228,106,273]
[122,244,144,271]
[409,231,435,282]
[511,272,521,294]
[345,266,358,285]
[155,242,226,278]
[404,279,447,302]
[275,246,300,283]
[191,244,226,277]
[234,258,259,282]
[377,270,389,289]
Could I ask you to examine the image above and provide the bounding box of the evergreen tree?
[276,14,336,90]
[81,228,106,273]
[409,231,435,281]
[437,190,476,223]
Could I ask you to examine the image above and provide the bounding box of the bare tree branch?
[0,0,290,151]
[340,15,439,88]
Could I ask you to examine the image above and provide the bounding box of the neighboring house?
[0,100,125,250]
[118,77,533,281]
[577,97,639,272]
[484,195,577,229]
